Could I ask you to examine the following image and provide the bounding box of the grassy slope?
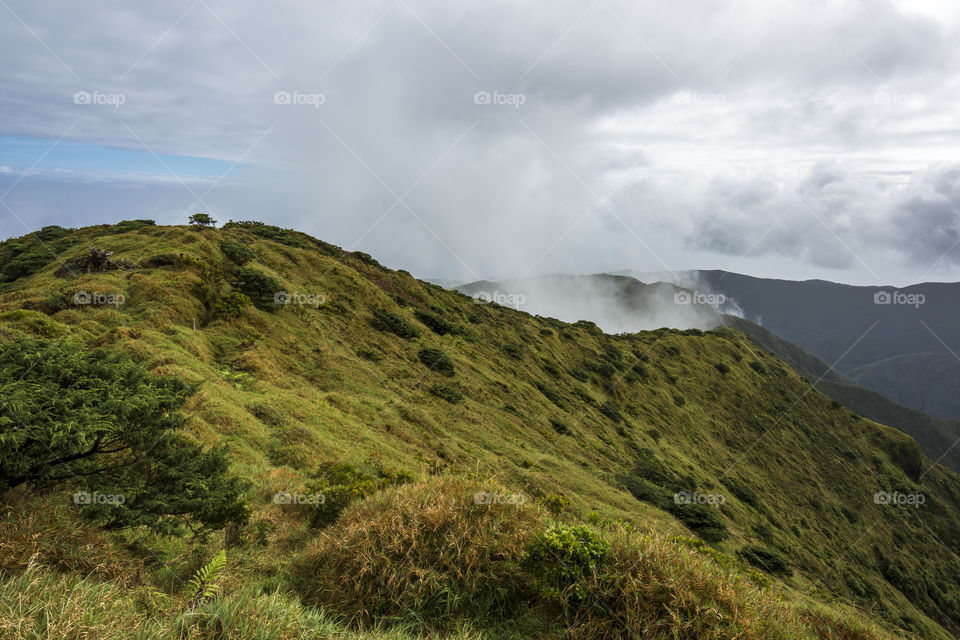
[725,316,960,475]
[1,222,959,639]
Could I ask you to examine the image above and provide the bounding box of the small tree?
[0,338,248,537]
[189,213,216,230]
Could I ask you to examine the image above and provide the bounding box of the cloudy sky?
[2,0,960,286]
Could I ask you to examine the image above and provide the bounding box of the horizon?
[3,0,960,288]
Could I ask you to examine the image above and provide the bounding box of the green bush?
[722,477,759,507]
[522,524,609,605]
[503,343,524,360]
[550,418,572,436]
[306,462,413,528]
[419,347,455,376]
[668,502,729,543]
[214,291,251,318]
[229,266,281,311]
[414,309,466,336]
[715,362,731,375]
[430,384,463,403]
[534,381,565,408]
[0,338,249,537]
[219,240,256,265]
[749,361,766,375]
[738,545,792,576]
[222,221,308,248]
[542,494,571,515]
[3,251,53,281]
[371,308,420,339]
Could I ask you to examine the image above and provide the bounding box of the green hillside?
[1,221,960,639]
[725,316,960,475]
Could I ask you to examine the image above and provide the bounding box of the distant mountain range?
[456,272,960,474]
[623,270,960,423]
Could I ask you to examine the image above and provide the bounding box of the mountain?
[626,269,960,422]
[2,221,960,639]
[458,273,960,476]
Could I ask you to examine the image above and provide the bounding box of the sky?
[2,0,960,286]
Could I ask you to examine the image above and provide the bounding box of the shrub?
[305,462,412,528]
[294,477,537,626]
[600,401,623,423]
[542,494,571,515]
[503,343,524,360]
[534,381,565,408]
[222,221,308,248]
[668,502,729,543]
[749,361,766,375]
[414,309,466,336]
[419,347,455,376]
[550,418,572,436]
[722,476,759,507]
[356,347,383,362]
[214,291,251,318]
[229,266,281,310]
[430,383,463,403]
[371,308,420,339]
[3,251,53,281]
[617,475,670,509]
[715,362,731,375]
[522,524,609,605]
[738,545,793,576]
[219,240,256,265]
[0,338,249,537]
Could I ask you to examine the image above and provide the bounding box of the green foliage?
[739,545,793,576]
[722,476,760,507]
[749,361,767,375]
[542,493,571,515]
[214,291,251,318]
[229,266,281,311]
[3,251,53,281]
[550,418,572,435]
[503,343,524,360]
[356,347,383,362]
[189,213,216,229]
[306,462,413,528]
[418,347,455,376]
[668,502,729,543]
[371,308,420,339]
[523,524,609,605]
[534,381,565,408]
[414,309,466,336]
[222,220,308,248]
[0,338,249,537]
[715,362,731,375]
[187,550,227,611]
[429,383,463,403]
[219,240,256,265]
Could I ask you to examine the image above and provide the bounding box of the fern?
[187,550,227,611]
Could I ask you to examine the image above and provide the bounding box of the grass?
[0,222,958,639]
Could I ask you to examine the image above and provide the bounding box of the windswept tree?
[189,213,216,230]
[0,338,248,537]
